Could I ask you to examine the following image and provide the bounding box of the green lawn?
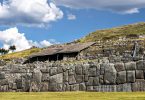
[0,92,145,100]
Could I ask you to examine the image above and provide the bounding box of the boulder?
[125,62,136,70]
[117,71,126,84]
[114,63,125,72]
[79,83,86,91]
[127,71,135,83]
[136,60,145,70]
[136,70,144,79]
[104,63,117,84]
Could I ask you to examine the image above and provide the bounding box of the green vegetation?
[78,22,145,43]
[0,92,145,100]
[0,48,42,60]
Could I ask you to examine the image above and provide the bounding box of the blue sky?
[0,0,145,51]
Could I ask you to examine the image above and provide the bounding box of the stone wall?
[1,58,145,92]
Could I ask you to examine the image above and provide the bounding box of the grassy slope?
[1,22,145,60]
[0,48,41,60]
[0,92,145,100]
[78,22,145,43]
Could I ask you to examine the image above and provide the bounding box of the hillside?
[77,22,145,43]
[1,22,145,60]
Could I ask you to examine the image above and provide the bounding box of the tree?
[0,48,9,55]
[9,45,16,52]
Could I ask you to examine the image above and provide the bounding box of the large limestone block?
[33,68,42,83]
[75,65,83,75]
[75,75,84,83]
[114,63,125,72]
[70,84,79,91]
[127,71,135,83]
[94,85,116,92]
[132,80,145,92]
[136,60,145,70]
[49,73,63,84]
[79,83,86,91]
[68,75,76,85]
[88,68,97,77]
[104,63,117,84]
[49,67,57,76]
[136,70,144,79]
[117,71,126,84]
[116,83,132,92]
[125,62,136,70]
[0,72,5,79]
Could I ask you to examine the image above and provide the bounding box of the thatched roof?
[29,42,95,58]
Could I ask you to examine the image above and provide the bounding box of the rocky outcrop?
[1,57,145,92]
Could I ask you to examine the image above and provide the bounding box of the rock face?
[0,59,145,92]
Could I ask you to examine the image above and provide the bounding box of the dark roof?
[29,42,95,58]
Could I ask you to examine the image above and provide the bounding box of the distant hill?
[76,22,145,43]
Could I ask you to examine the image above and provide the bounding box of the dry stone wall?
[1,58,145,92]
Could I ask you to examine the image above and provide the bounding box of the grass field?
[0,92,145,100]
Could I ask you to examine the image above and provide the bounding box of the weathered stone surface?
[70,84,79,91]
[33,68,42,83]
[75,65,83,75]
[49,73,63,84]
[132,80,145,92]
[100,63,108,75]
[42,73,49,82]
[93,77,99,86]
[63,71,68,82]
[75,75,84,83]
[116,83,132,92]
[94,85,116,92]
[0,79,9,85]
[127,71,135,83]
[117,71,126,84]
[79,83,86,91]
[86,77,94,86]
[114,63,125,72]
[104,63,117,84]
[87,86,94,91]
[29,82,40,92]
[49,67,57,76]
[136,60,145,70]
[136,70,144,79]
[0,72,5,79]
[88,68,96,77]
[40,82,48,92]
[15,79,23,89]
[68,75,76,85]
[125,62,136,70]
[83,64,89,75]
[63,83,70,91]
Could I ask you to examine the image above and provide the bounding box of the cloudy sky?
[0,0,145,51]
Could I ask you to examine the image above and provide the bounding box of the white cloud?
[51,0,145,14]
[0,0,63,27]
[67,13,76,20]
[0,27,58,51]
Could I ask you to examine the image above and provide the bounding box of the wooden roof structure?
[29,42,95,58]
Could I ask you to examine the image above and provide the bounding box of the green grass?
[0,48,42,60]
[0,92,145,100]
[78,22,145,43]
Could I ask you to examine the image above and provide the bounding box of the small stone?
[75,75,84,83]
[75,65,83,75]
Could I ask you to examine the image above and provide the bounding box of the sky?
[0,0,145,51]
